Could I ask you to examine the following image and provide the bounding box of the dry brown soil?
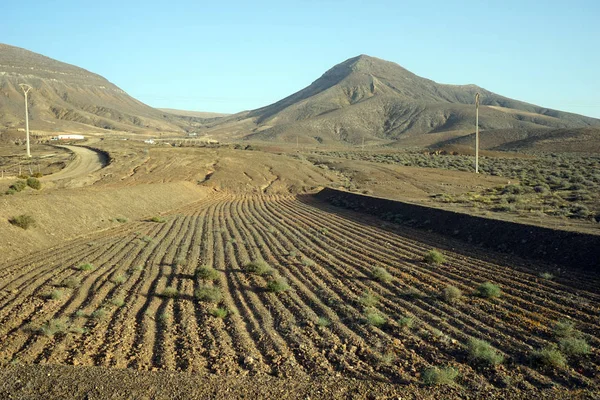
[0,139,598,398]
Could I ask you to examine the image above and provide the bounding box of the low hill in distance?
[434,127,600,153]
[0,43,186,134]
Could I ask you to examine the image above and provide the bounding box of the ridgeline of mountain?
[0,43,184,133]
[229,55,600,145]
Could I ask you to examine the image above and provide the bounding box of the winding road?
[42,145,107,182]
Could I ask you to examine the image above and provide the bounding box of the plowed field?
[1,194,598,394]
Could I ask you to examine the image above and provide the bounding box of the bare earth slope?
[0,43,185,133]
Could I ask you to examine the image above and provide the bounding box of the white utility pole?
[475,92,480,174]
[19,84,33,158]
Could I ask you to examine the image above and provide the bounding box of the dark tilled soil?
[0,364,594,400]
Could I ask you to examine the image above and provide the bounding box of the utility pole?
[19,84,33,158]
[475,92,480,174]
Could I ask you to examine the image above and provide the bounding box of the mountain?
[218,55,600,145]
[0,43,184,133]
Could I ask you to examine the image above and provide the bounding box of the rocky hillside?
[227,55,600,145]
[0,43,184,133]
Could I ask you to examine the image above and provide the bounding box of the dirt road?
[42,145,107,182]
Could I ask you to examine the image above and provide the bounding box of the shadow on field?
[296,193,600,295]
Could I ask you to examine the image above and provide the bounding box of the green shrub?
[26,177,41,190]
[245,260,273,276]
[553,320,575,338]
[115,216,128,223]
[359,291,379,308]
[422,366,459,386]
[195,285,222,303]
[467,338,504,366]
[141,236,153,243]
[559,337,590,356]
[161,286,179,298]
[90,308,107,320]
[397,316,414,330]
[301,257,316,267]
[111,275,127,284]
[61,277,80,289]
[371,267,392,283]
[8,180,27,192]
[195,265,220,281]
[266,276,290,293]
[317,317,331,327]
[531,347,567,369]
[47,289,63,300]
[210,307,228,319]
[32,172,43,178]
[150,216,166,223]
[110,297,125,307]
[539,272,554,280]
[443,286,462,303]
[8,214,35,229]
[423,249,445,265]
[365,310,386,327]
[475,282,501,299]
[77,263,94,271]
[30,319,69,337]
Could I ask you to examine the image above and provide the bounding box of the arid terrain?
[0,138,598,399]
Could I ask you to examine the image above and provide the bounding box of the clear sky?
[2,0,599,118]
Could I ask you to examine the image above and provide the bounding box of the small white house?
[144,139,155,144]
[52,134,85,140]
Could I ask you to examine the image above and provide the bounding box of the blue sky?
[2,0,599,118]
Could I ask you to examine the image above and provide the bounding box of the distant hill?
[0,43,185,133]
[207,55,600,145]
[433,127,600,153]
[159,109,230,119]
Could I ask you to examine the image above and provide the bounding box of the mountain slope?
[0,43,184,133]
[232,55,600,144]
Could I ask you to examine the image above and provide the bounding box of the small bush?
[397,316,414,330]
[245,260,273,276]
[475,282,501,299]
[61,277,80,289]
[531,347,567,369]
[111,275,127,284]
[539,272,554,280]
[443,286,462,303]
[559,337,590,356]
[141,236,153,243]
[9,214,35,229]
[90,308,107,320]
[422,366,459,386]
[161,286,179,298]
[359,291,379,308]
[115,217,128,223]
[110,297,125,307]
[8,180,27,193]
[266,276,290,293]
[467,338,504,366]
[30,319,69,337]
[195,265,219,281]
[371,267,392,283]
[173,257,186,266]
[365,310,386,327]
[195,285,223,303]
[553,320,575,338]
[32,172,43,178]
[26,177,41,190]
[46,289,63,300]
[210,307,228,319]
[317,317,331,327]
[77,263,94,271]
[150,216,166,223]
[424,249,445,265]
[301,257,316,267]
